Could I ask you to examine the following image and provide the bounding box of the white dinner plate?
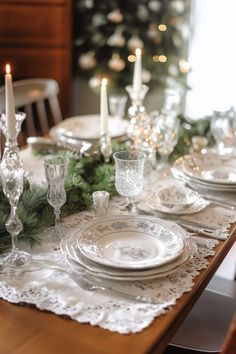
[172,166,236,191]
[182,158,236,185]
[76,216,185,270]
[145,192,209,215]
[50,115,129,141]
[172,154,236,191]
[60,232,197,281]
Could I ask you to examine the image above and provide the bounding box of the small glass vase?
[0,112,32,268]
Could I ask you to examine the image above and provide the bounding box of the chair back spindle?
[0,78,63,146]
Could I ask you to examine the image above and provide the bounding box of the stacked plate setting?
[60,216,197,281]
[171,153,236,192]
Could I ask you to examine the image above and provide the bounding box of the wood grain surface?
[0,227,235,354]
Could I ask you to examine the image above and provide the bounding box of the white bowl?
[155,185,199,210]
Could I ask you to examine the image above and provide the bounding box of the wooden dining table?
[0,223,235,354]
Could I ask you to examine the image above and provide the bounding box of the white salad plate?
[146,192,209,215]
[60,231,197,281]
[50,115,129,141]
[76,216,185,270]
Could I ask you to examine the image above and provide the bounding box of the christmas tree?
[74,0,191,93]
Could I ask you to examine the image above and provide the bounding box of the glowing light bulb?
[159,55,167,62]
[158,24,167,31]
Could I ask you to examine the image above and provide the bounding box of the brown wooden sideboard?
[0,0,72,117]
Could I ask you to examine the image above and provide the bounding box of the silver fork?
[0,265,68,276]
[70,273,161,304]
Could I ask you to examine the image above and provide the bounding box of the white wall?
[185,0,236,120]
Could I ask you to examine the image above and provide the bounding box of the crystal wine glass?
[44,156,67,241]
[0,112,32,267]
[210,107,236,155]
[113,150,145,213]
[108,94,127,120]
[153,114,180,176]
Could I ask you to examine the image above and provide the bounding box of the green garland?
[0,150,120,253]
[0,118,210,253]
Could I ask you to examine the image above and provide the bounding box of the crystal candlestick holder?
[125,84,149,117]
[0,112,32,268]
[100,133,112,163]
[125,84,152,153]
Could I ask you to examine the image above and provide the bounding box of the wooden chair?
[0,78,63,145]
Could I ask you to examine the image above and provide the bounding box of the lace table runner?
[0,150,235,334]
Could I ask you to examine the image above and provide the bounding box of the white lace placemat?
[0,197,235,334]
[0,150,234,334]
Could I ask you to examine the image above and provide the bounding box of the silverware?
[69,272,163,304]
[171,169,236,210]
[0,262,162,303]
[136,206,217,238]
[0,264,68,276]
[185,183,236,210]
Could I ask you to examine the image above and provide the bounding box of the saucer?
[146,192,209,215]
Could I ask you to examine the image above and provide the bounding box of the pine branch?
[0,148,117,253]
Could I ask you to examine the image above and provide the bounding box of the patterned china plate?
[50,115,129,141]
[60,231,197,281]
[172,154,236,191]
[146,192,209,215]
[76,216,185,269]
[182,162,236,185]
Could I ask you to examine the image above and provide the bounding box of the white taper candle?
[5,64,16,139]
[100,78,109,135]
[132,48,142,94]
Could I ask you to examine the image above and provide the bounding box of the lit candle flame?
[102,78,107,87]
[6,64,11,74]
[135,48,142,57]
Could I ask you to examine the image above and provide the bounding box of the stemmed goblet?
[0,112,31,267]
[108,94,127,120]
[210,107,236,155]
[152,113,180,177]
[43,156,67,241]
[113,150,145,213]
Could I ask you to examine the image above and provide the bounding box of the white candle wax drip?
[100,78,109,135]
[5,64,16,139]
[132,48,142,94]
